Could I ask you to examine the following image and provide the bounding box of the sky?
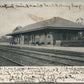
[0,1,84,37]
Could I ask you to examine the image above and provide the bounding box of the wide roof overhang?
[6,26,84,36]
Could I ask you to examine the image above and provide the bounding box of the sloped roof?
[8,17,84,35]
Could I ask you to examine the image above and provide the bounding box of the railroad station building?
[7,17,84,47]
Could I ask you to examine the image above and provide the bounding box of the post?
[20,34,24,48]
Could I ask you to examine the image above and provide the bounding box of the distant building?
[7,17,84,46]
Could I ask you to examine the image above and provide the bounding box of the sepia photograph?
[0,1,84,66]
[0,1,84,83]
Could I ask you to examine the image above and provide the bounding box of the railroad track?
[0,55,22,66]
[1,45,84,58]
[0,45,84,66]
[0,47,66,66]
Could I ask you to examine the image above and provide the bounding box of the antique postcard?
[0,1,84,83]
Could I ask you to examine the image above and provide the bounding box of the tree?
[76,17,84,25]
[13,26,22,33]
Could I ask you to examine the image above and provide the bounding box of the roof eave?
[7,26,84,36]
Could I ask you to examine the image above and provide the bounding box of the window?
[47,42,51,44]
[36,42,39,44]
[48,35,50,38]
[24,38,27,41]
[41,42,44,44]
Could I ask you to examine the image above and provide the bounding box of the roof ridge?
[23,17,63,28]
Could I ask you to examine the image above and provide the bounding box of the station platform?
[0,42,84,53]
